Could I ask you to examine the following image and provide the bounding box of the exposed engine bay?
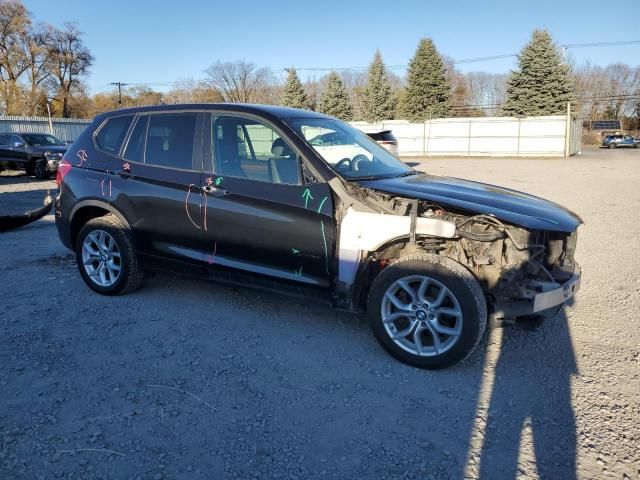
[342,185,579,321]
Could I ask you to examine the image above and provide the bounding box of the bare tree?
[165,78,223,104]
[0,0,30,114]
[47,22,93,117]
[23,22,54,115]
[204,61,274,103]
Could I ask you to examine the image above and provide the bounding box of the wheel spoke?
[430,319,461,336]
[435,307,462,318]
[413,325,425,355]
[425,323,442,354]
[397,280,418,304]
[432,286,448,308]
[383,311,410,324]
[385,292,412,311]
[417,278,430,304]
[83,240,100,256]
[391,321,416,340]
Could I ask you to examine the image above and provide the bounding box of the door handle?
[202,185,229,196]
[115,170,132,178]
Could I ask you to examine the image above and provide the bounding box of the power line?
[109,81,129,104]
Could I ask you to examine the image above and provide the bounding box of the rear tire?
[367,254,487,369]
[33,160,50,179]
[75,213,143,295]
[608,143,616,149]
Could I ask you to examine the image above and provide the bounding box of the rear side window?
[123,115,148,163]
[368,131,396,142]
[0,134,8,145]
[145,113,197,169]
[95,115,133,155]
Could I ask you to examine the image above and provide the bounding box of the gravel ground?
[1,146,639,480]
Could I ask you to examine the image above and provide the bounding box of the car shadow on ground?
[142,266,579,479]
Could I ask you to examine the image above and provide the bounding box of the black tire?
[33,160,50,179]
[608,142,616,149]
[75,213,143,295]
[367,254,487,369]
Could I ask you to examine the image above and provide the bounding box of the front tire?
[367,254,487,369]
[608,143,616,149]
[33,160,50,179]
[75,213,143,295]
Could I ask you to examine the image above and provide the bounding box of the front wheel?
[33,160,50,179]
[608,143,616,149]
[367,254,487,369]
[75,213,143,295]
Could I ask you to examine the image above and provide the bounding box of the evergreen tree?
[501,30,575,117]
[402,38,452,121]
[318,72,353,120]
[281,68,308,109]
[360,50,396,121]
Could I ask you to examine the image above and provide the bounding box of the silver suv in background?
[363,129,399,155]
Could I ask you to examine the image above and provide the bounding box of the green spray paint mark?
[291,248,300,255]
[320,220,329,274]
[294,266,303,276]
[302,188,314,208]
[317,196,328,214]
[215,177,223,186]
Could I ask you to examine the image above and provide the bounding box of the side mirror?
[13,141,24,148]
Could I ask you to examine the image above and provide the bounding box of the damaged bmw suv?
[55,104,581,369]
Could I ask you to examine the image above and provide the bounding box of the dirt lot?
[1,146,639,480]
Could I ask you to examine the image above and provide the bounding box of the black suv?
[0,132,68,179]
[55,104,582,369]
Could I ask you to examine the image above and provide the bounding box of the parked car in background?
[0,132,68,179]
[602,134,639,149]
[363,129,399,155]
[55,104,582,369]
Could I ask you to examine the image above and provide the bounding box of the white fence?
[352,115,582,157]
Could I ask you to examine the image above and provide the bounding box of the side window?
[95,115,133,155]
[145,113,197,169]
[123,115,148,163]
[212,115,300,185]
[9,134,23,146]
[0,134,8,145]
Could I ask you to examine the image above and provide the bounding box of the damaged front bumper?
[492,263,581,320]
[531,263,581,312]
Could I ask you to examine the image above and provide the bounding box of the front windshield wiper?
[394,170,420,178]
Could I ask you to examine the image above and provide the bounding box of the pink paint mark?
[108,178,112,198]
[76,149,88,167]
[203,190,208,232]
[100,178,105,196]
[123,162,131,171]
[207,242,217,264]
[205,176,213,186]
[185,184,201,230]
[56,209,62,218]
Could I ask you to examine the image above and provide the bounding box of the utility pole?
[109,81,129,105]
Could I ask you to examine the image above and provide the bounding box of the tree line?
[0,0,638,128]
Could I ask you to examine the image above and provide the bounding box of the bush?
[582,131,602,145]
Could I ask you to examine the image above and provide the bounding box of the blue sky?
[24,0,640,94]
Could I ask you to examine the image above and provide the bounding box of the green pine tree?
[360,50,396,122]
[318,72,353,120]
[501,30,575,117]
[402,38,452,121]
[281,68,308,109]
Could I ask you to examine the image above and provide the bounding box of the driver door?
[200,113,334,288]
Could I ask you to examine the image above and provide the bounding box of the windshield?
[22,134,65,147]
[289,118,411,180]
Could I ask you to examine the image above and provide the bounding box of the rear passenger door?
[107,111,206,266]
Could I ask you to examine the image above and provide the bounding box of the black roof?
[94,103,330,122]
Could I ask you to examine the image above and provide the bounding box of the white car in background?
[362,129,399,155]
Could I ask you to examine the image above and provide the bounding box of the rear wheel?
[608,142,616,149]
[75,213,143,295]
[367,254,487,369]
[33,160,50,179]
